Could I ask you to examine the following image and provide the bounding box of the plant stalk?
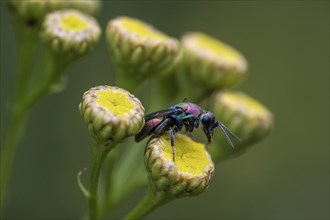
[123,188,171,220]
[88,145,109,220]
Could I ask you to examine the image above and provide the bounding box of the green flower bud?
[6,0,101,28]
[211,91,273,163]
[181,32,247,93]
[41,9,101,61]
[106,16,181,91]
[79,85,145,148]
[66,0,101,16]
[145,133,214,197]
[6,0,62,28]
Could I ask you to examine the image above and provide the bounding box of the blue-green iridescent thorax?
[170,102,204,118]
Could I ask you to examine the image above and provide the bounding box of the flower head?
[145,133,214,197]
[7,0,62,27]
[182,32,247,91]
[66,0,101,16]
[210,91,273,162]
[106,16,181,90]
[41,9,101,60]
[79,85,145,148]
[7,0,101,28]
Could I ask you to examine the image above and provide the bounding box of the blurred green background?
[1,1,329,219]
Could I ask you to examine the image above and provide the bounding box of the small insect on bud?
[211,91,273,162]
[106,16,181,90]
[181,32,248,91]
[41,9,101,60]
[145,133,214,197]
[79,86,145,149]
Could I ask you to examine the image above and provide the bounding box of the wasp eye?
[201,113,214,128]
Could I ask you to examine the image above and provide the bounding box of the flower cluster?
[3,2,274,219]
[78,15,274,220]
[1,0,102,213]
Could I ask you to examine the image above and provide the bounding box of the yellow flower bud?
[182,32,247,91]
[6,0,101,28]
[145,133,214,197]
[211,91,273,163]
[67,0,101,16]
[41,9,101,60]
[106,16,181,91]
[7,0,62,27]
[79,85,145,148]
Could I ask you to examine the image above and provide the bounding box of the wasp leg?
[153,118,172,136]
[170,127,176,161]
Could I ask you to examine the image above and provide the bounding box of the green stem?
[123,188,171,220]
[0,45,67,210]
[15,28,38,101]
[0,26,38,209]
[23,49,67,111]
[0,103,29,209]
[88,145,109,220]
[104,147,119,197]
[115,67,141,93]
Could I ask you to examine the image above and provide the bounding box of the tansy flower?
[210,91,273,163]
[182,32,247,92]
[41,9,101,60]
[66,0,100,16]
[106,16,181,91]
[145,133,214,197]
[124,133,214,219]
[79,85,145,148]
[6,0,101,28]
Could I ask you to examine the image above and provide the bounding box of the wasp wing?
[136,108,180,142]
[135,126,155,142]
[145,109,179,121]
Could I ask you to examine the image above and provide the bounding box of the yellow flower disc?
[60,14,88,32]
[79,85,145,146]
[160,134,211,175]
[120,17,168,41]
[42,9,101,58]
[145,133,214,197]
[96,89,134,117]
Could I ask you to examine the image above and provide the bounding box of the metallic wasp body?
[135,102,240,161]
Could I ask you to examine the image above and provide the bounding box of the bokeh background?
[1,1,329,219]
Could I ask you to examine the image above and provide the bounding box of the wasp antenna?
[182,98,188,102]
[217,122,241,142]
[215,122,240,148]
